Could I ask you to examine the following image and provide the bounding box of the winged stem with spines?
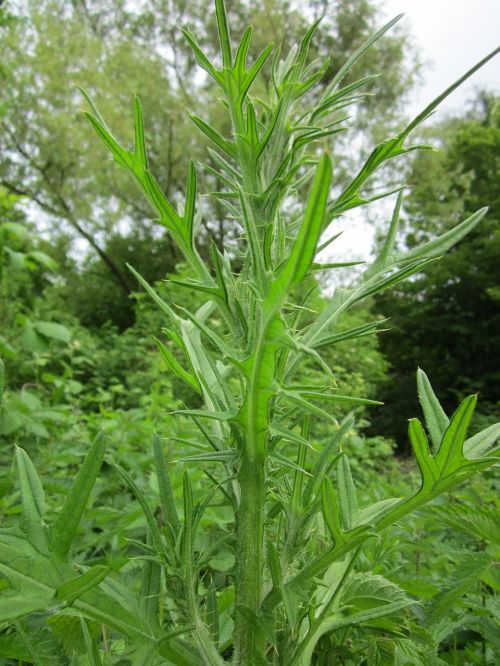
[1,1,499,664]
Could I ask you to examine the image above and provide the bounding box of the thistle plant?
[2,2,499,664]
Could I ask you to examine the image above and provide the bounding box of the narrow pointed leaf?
[133,95,148,168]
[463,422,500,459]
[15,447,47,553]
[115,465,167,559]
[321,14,404,98]
[408,418,438,491]
[436,394,477,473]
[153,435,181,535]
[182,28,221,83]
[337,453,358,530]
[416,369,449,454]
[322,478,344,545]
[51,433,107,558]
[83,112,131,169]
[184,161,197,246]
[156,337,201,392]
[215,0,232,67]
[56,565,110,605]
[80,617,103,666]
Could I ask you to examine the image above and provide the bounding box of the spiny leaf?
[182,28,221,83]
[275,152,331,293]
[320,14,404,99]
[188,112,237,158]
[215,0,232,68]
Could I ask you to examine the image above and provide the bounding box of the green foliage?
[0,3,498,666]
[372,94,500,447]
[0,0,418,320]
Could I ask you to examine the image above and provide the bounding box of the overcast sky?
[384,0,500,116]
[321,0,500,272]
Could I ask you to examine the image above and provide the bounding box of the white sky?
[384,0,500,116]
[322,0,500,273]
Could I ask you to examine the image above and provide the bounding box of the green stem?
[234,451,266,662]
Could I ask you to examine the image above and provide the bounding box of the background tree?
[0,0,418,328]
[370,93,500,448]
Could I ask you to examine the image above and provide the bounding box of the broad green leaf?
[0,592,53,623]
[26,250,58,271]
[157,635,202,666]
[51,433,107,558]
[33,320,71,343]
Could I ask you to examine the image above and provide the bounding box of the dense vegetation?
[0,1,498,664]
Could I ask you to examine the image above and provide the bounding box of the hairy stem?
[234,452,266,662]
